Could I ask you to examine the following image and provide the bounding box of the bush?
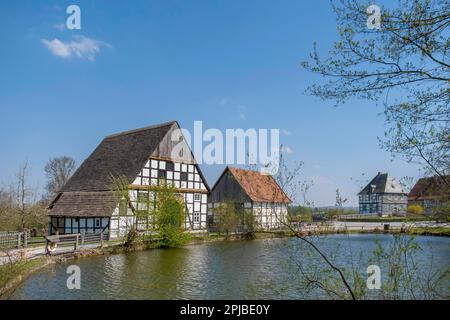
[213,202,240,239]
[153,183,190,248]
[407,204,424,215]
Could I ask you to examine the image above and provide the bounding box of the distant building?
[209,167,291,230]
[408,176,450,214]
[358,172,407,216]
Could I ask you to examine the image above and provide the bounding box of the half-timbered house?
[208,167,291,230]
[408,175,450,214]
[48,121,210,238]
[358,172,407,216]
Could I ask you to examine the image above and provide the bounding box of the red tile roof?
[408,175,450,201]
[227,167,292,203]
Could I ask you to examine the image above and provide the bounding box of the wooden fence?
[45,232,107,256]
[0,231,29,249]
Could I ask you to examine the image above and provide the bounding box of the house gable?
[210,169,251,204]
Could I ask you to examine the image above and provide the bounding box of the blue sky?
[0,0,422,206]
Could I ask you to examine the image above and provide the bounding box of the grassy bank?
[0,256,49,297]
[404,227,450,237]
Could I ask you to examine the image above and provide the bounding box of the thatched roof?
[49,121,179,217]
[62,121,176,192]
[49,191,117,217]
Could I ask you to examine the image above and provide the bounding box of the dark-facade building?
[358,172,407,216]
[209,167,291,230]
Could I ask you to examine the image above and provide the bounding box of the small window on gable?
[194,194,201,202]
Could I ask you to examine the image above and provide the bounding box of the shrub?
[407,204,424,215]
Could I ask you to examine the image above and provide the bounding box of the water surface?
[7,234,450,300]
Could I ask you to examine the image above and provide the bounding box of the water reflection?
[7,235,450,300]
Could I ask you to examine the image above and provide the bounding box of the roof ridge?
[105,121,178,139]
[228,166,263,174]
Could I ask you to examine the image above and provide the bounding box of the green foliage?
[109,176,190,248]
[0,256,46,293]
[213,202,240,239]
[153,183,190,248]
[407,204,424,215]
[288,206,313,223]
[325,208,347,219]
[242,209,258,239]
[430,199,450,222]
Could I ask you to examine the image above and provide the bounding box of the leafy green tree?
[302,0,449,185]
[153,182,190,248]
[213,202,240,239]
[109,176,189,248]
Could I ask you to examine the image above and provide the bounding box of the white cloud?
[41,38,71,58]
[41,35,109,61]
[282,129,292,136]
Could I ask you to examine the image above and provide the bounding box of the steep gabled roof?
[408,175,450,200]
[359,172,406,195]
[218,167,292,203]
[62,121,177,192]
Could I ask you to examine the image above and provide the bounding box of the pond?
[6,234,450,300]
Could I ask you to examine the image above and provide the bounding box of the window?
[95,218,101,228]
[193,212,200,223]
[180,172,188,181]
[137,191,148,203]
[194,194,201,202]
[166,161,174,171]
[158,170,166,179]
